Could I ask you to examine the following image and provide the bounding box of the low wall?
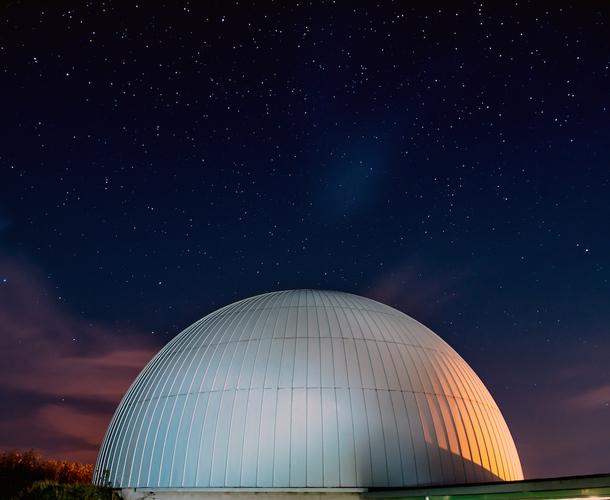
[120,488,365,500]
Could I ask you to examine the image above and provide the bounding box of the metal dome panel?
[94,290,523,489]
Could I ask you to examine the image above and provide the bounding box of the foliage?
[15,481,118,500]
[0,450,99,500]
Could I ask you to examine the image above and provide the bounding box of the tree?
[0,450,94,500]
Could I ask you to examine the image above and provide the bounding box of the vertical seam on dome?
[414,388,443,484]
[127,332,191,486]
[98,344,161,486]
[312,292,325,486]
[443,354,495,482]
[323,293,346,486]
[225,387,247,486]
[343,303,375,486]
[289,377,295,485]
[386,388,405,485]
[168,321,220,486]
[340,306,363,387]
[430,349,478,483]
[303,296,309,485]
[99,353,149,483]
[473,392,502,479]
[371,387,390,486]
[345,385,358,486]
[245,387,265,486]
[326,295,357,486]
[174,325,219,487]
[120,347,172,484]
[321,294,339,487]
[389,363,410,485]
[195,392,220,486]
[454,355,494,481]
[239,291,283,485]
[272,292,295,486]
[462,360,504,480]
[285,300,298,486]
[375,313,416,390]
[206,390,235,487]
[505,412,522,479]
[484,385,520,480]
[405,348,438,484]
[374,311,427,485]
[154,348,197,486]
[351,307,391,486]
[211,301,259,394]
[143,329,198,486]
[344,294,368,340]
[131,337,187,487]
[353,309,385,387]
[443,356,483,481]
[364,311,406,486]
[165,326,205,486]
[409,343,451,485]
[101,379,136,482]
[318,292,330,487]
[416,347,459,484]
[480,395,510,480]
[268,292,289,486]
[489,406,510,480]
[422,349,466,481]
[154,323,208,486]
[439,353,485,474]
[191,309,245,487]
[114,342,174,485]
[215,293,269,486]
[253,291,285,486]
[394,388,419,485]
[150,394,175,486]
[266,386,278,486]
[506,417,523,479]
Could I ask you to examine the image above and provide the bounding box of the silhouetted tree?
[0,450,94,500]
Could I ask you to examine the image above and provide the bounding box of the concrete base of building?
[120,488,366,500]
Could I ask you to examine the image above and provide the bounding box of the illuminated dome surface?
[95,290,523,489]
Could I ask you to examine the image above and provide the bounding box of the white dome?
[94,290,523,489]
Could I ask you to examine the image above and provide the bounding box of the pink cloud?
[0,257,162,464]
[367,256,471,315]
[567,384,610,411]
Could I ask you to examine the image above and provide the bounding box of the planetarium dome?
[94,290,523,490]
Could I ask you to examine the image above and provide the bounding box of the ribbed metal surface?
[94,290,523,489]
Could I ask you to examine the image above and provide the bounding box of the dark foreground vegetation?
[10,482,118,500]
[0,450,117,500]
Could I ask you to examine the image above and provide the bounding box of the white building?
[97,289,593,500]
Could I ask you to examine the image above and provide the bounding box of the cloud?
[0,257,162,465]
[566,383,610,411]
[498,342,610,479]
[366,256,470,317]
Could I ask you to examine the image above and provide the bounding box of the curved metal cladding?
[94,290,523,489]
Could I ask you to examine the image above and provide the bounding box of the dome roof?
[94,290,523,489]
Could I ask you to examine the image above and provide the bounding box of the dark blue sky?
[1,1,609,479]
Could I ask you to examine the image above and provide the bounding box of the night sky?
[1,0,609,480]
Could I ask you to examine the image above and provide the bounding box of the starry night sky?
[1,0,609,480]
